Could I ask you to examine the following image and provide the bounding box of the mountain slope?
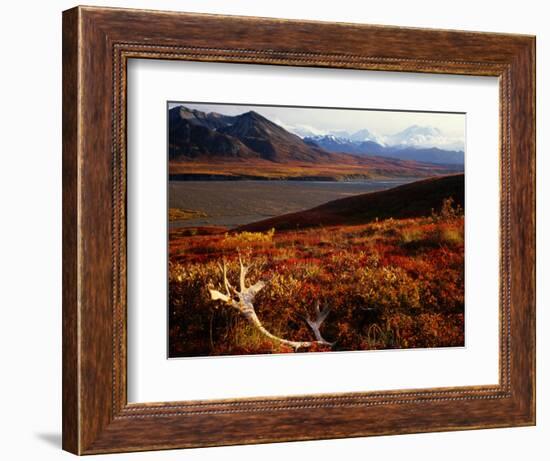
[349,128,384,143]
[238,174,464,232]
[169,105,236,130]
[169,123,256,161]
[219,110,336,162]
[169,106,256,160]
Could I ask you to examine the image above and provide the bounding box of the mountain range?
[168,105,464,179]
[304,133,464,165]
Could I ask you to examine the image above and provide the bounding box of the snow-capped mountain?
[304,125,464,165]
[301,125,462,151]
[288,126,387,145]
[304,135,387,156]
[319,129,386,145]
[307,134,350,145]
[385,125,464,151]
[328,130,351,139]
[347,128,386,145]
[276,122,326,138]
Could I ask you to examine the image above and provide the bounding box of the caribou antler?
[305,300,334,346]
[208,257,333,350]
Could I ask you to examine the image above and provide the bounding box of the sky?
[168,102,465,150]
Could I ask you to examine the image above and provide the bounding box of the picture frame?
[62,5,535,455]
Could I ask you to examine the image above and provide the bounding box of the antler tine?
[318,302,331,324]
[218,259,235,296]
[314,299,321,316]
[306,300,333,346]
[221,259,229,293]
[237,251,249,291]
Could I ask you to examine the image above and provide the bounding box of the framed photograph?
[62,6,535,455]
[166,101,466,359]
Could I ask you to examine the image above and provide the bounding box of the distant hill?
[238,174,464,232]
[381,146,465,165]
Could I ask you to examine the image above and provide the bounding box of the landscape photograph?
[168,102,465,358]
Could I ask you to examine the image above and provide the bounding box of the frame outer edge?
[522,36,536,425]
[497,37,536,425]
[531,36,537,425]
[62,6,81,455]
[62,6,536,454]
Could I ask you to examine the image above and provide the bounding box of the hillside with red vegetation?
[238,174,463,232]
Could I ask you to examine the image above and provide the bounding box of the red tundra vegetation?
[168,192,464,357]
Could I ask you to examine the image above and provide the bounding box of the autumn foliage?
[168,199,464,357]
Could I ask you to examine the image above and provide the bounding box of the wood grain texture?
[62,5,536,455]
[62,7,79,454]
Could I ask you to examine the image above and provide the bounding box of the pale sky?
[168,101,465,149]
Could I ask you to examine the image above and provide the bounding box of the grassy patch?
[168,207,207,222]
[399,227,424,244]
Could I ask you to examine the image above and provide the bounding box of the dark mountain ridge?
[218,110,334,162]
[169,106,254,160]
[169,105,236,130]
[169,106,336,163]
